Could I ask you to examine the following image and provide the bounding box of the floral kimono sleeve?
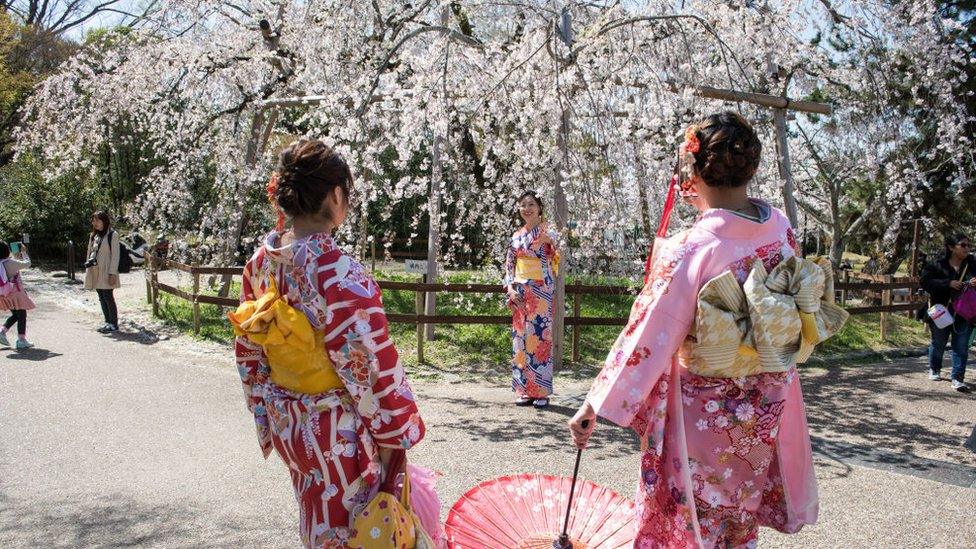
[503,241,516,289]
[587,238,701,428]
[323,258,426,450]
[234,260,273,458]
[542,227,561,285]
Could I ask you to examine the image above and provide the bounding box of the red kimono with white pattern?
[235,232,425,548]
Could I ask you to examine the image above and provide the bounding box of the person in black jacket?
[920,233,976,392]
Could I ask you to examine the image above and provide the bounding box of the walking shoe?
[106,324,119,333]
[532,398,550,409]
[96,323,112,333]
[515,397,534,406]
[952,380,971,392]
[929,371,942,381]
[0,331,9,348]
[15,339,34,350]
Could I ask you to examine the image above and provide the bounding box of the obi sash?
[679,256,849,378]
[228,275,344,394]
[515,256,545,282]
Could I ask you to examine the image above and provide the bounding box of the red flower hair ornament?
[266,173,287,232]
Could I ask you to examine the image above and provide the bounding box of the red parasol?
[445,422,636,548]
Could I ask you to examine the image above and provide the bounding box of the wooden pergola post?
[425,132,443,341]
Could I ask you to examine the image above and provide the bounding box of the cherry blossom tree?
[13,0,974,278]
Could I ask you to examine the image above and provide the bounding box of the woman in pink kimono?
[568,112,846,548]
[231,140,426,548]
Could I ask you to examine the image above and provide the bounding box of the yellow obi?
[515,256,545,282]
[228,276,344,394]
[679,256,849,378]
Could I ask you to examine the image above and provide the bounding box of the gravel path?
[1,270,974,548]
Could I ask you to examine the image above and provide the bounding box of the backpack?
[108,231,133,273]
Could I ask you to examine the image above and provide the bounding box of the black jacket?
[920,255,976,309]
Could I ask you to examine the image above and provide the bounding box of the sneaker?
[106,324,119,333]
[96,324,112,333]
[929,371,942,381]
[532,398,550,409]
[0,332,9,348]
[952,380,971,392]
[15,339,34,350]
[515,397,534,407]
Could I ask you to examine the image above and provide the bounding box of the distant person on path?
[503,190,561,409]
[0,240,36,349]
[84,210,121,333]
[228,140,426,547]
[920,233,975,392]
[568,112,848,547]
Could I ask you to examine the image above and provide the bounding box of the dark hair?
[275,140,354,220]
[690,111,762,188]
[0,241,8,260]
[516,191,544,216]
[91,210,111,237]
[944,232,970,259]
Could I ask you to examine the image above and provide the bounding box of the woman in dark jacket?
[920,233,976,392]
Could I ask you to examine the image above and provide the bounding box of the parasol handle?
[556,419,590,549]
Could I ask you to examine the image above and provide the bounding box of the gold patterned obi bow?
[679,256,850,378]
[227,275,344,394]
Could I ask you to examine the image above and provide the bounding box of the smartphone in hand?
[9,242,21,254]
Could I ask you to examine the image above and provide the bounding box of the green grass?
[156,293,237,342]
[371,271,634,380]
[816,312,929,355]
[151,270,927,380]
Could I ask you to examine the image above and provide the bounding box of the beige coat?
[84,231,121,290]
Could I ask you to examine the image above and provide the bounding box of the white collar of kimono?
[694,198,776,238]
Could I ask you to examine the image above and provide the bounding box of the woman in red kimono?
[231,140,426,548]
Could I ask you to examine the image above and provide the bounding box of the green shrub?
[0,154,103,258]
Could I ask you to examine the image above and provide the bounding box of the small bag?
[952,265,976,322]
[928,303,955,329]
[349,451,435,549]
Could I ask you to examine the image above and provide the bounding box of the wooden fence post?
[415,290,425,364]
[572,292,581,373]
[840,270,849,307]
[192,264,201,336]
[145,256,152,304]
[151,257,160,317]
[880,275,892,341]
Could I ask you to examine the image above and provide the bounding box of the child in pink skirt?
[0,240,36,350]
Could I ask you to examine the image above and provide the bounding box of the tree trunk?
[829,234,846,267]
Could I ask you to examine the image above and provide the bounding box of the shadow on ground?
[0,490,283,548]
[105,327,161,346]
[801,358,975,464]
[423,359,976,486]
[422,395,638,460]
[3,348,62,361]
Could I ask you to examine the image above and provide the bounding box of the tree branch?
[355,25,484,118]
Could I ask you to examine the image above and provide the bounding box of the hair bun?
[693,111,762,188]
[273,139,353,220]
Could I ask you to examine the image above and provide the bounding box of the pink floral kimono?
[587,201,828,548]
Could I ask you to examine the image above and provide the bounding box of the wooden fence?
[146,258,926,363]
